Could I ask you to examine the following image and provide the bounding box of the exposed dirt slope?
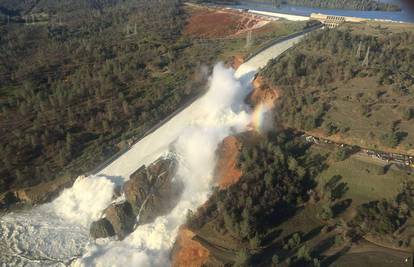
[227,54,244,70]
[248,75,280,108]
[184,7,268,38]
[214,135,242,189]
[171,227,210,267]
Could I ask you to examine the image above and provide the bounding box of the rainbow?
[251,103,271,133]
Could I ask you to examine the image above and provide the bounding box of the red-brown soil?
[214,135,243,189]
[248,75,280,108]
[213,77,280,190]
[184,7,268,38]
[227,54,244,69]
[171,227,210,267]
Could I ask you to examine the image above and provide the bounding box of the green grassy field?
[311,145,413,204]
[190,141,413,266]
[322,77,414,153]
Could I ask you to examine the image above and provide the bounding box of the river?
[232,0,414,22]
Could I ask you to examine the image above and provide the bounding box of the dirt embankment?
[214,135,243,190]
[184,6,269,39]
[171,135,243,267]
[227,54,244,70]
[248,75,280,108]
[172,76,282,266]
[1,175,74,209]
[171,227,210,267]
[213,75,282,190]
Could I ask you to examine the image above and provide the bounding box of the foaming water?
[73,64,254,266]
[0,31,306,266]
[0,63,256,266]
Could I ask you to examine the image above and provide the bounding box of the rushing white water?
[0,32,308,267]
[72,63,255,267]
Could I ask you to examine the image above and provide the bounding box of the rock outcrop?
[90,157,182,240]
[124,157,183,225]
[6,175,74,209]
[104,202,136,239]
[0,191,18,210]
[90,218,115,239]
[124,165,151,214]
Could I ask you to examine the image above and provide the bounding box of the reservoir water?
[232,0,414,23]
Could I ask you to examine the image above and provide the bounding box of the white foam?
[51,176,116,227]
[73,63,253,267]
[0,31,308,266]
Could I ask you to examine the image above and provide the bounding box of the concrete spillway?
[96,32,308,182]
[0,29,313,267]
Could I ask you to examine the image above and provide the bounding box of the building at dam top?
[310,13,368,28]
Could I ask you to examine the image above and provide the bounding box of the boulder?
[104,202,136,240]
[125,158,183,224]
[90,157,182,240]
[0,191,18,209]
[138,168,183,224]
[90,218,115,239]
[123,165,151,214]
[124,157,183,225]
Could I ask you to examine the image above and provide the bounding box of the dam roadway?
[94,28,318,182]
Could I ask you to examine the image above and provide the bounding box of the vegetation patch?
[0,1,305,199]
[262,23,414,155]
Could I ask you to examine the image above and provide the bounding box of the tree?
[272,254,280,265]
[380,132,400,147]
[297,245,311,261]
[318,204,333,220]
[354,199,403,234]
[396,181,414,209]
[334,234,344,246]
[402,108,413,121]
[234,249,251,267]
[335,147,351,161]
[66,133,73,151]
[287,232,302,249]
[249,233,261,249]
[322,121,338,135]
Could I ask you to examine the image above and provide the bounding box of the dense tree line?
[187,131,326,264]
[0,0,223,193]
[0,0,136,16]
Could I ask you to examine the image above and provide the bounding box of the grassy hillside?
[262,22,414,155]
[317,154,411,204]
